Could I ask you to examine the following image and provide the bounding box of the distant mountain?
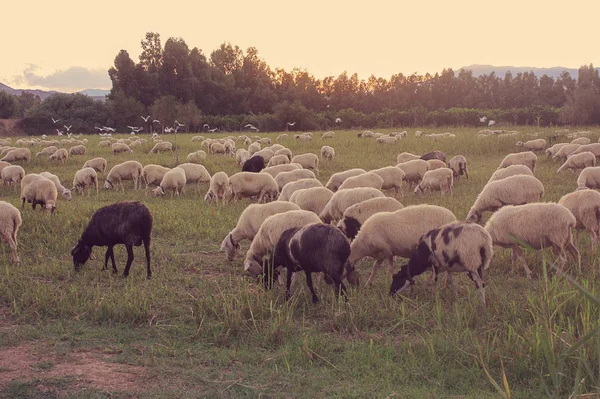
[459,64,600,79]
[78,88,110,97]
[0,82,108,100]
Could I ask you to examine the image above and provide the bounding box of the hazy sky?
[3,0,599,92]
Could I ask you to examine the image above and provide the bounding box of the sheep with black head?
[242,155,265,173]
[71,201,153,279]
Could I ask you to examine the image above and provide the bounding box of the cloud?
[13,64,111,91]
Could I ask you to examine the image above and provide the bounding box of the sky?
[3,0,600,92]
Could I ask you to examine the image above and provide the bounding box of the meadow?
[0,127,599,398]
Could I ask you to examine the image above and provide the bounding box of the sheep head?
[390,240,433,296]
[71,240,92,271]
[103,180,113,189]
[220,233,239,261]
[465,209,482,223]
[244,256,263,278]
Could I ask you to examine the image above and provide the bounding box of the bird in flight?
[286,122,296,126]
[52,117,61,124]
[141,115,151,122]
[64,125,72,132]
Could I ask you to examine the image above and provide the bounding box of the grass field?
[1,127,599,398]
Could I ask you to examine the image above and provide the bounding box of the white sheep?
[242,210,322,277]
[338,172,384,191]
[0,201,22,263]
[150,142,173,153]
[1,165,25,185]
[370,166,405,198]
[253,148,275,163]
[325,168,367,192]
[152,167,187,198]
[488,164,533,182]
[426,159,446,170]
[1,148,31,164]
[72,168,99,196]
[0,161,10,176]
[98,140,112,147]
[39,172,72,200]
[205,171,230,206]
[569,143,600,158]
[49,148,68,164]
[111,143,133,154]
[267,154,290,167]
[224,140,236,156]
[498,151,537,172]
[209,142,226,155]
[447,155,469,181]
[337,197,404,240]
[552,144,581,162]
[104,160,143,191]
[36,146,58,157]
[186,150,207,164]
[577,167,600,190]
[571,137,591,145]
[289,187,334,215]
[259,138,271,146]
[177,163,211,192]
[545,143,569,159]
[20,175,57,212]
[220,201,301,260]
[465,174,545,223]
[229,172,279,203]
[376,136,398,144]
[279,178,323,201]
[558,189,600,251]
[557,151,596,173]
[414,168,454,196]
[236,149,250,165]
[260,163,302,178]
[142,164,171,188]
[274,148,292,161]
[190,135,205,142]
[396,152,421,164]
[69,145,86,156]
[321,131,335,139]
[396,159,430,187]
[348,204,457,286]
[248,142,261,155]
[267,144,284,152]
[275,169,316,190]
[319,187,385,223]
[83,157,107,174]
[485,203,580,277]
[320,146,335,160]
[516,139,546,151]
[291,153,319,174]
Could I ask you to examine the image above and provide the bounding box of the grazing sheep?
[150,141,173,154]
[259,138,271,146]
[516,139,546,151]
[397,152,421,164]
[426,159,446,170]
[447,155,469,181]
[142,164,171,188]
[105,161,143,191]
[267,154,290,167]
[275,169,316,190]
[210,142,226,155]
[552,144,581,162]
[152,167,187,197]
[36,146,58,157]
[224,140,236,156]
[370,166,405,198]
[71,201,152,278]
[248,142,261,155]
[1,165,25,185]
[1,148,31,164]
[558,189,600,251]
[267,144,284,152]
[69,145,86,156]
[242,210,322,277]
[421,150,446,162]
[229,172,279,203]
[338,172,384,191]
[414,168,454,196]
[220,201,301,260]
[320,146,335,160]
[274,148,293,161]
[0,161,10,175]
[83,157,107,174]
[319,187,385,224]
[236,149,250,165]
[205,171,230,205]
[291,153,319,174]
[321,131,335,140]
[289,187,334,215]
[253,149,275,163]
[545,143,569,159]
[337,197,404,240]
[186,150,206,164]
[190,135,205,142]
[577,167,600,190]
[376,136,398,144]
[348,204,457,286]
[396,159,430,187]
[488,164,533,182]
[571,137,591,145]
[557,151,596,173]
[325,168,367,192]
[20,175,57,212]
[49,148,68,164]
[569,143,600,158]
[276,134,289,141]
[72,168,99,196]
[498,151,537,172]
[111,143,133,154]
[260,163,302,178]
[242,155,266,173]
[389,221,493,304]
[279,178,323,201]
[39,172,72,201]
[465,174,544,223]
[0,201,22,263]
[98,140,112,147]
[177,163,211,192]
[485,203,580,277]
[295,133,312,141]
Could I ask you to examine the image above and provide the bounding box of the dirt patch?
[0,119,24,137]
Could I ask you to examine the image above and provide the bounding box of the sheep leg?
[565,241,581,274]
[468,271,486,306]
[2,232,19,263]
[104,246,118,273]
[122,245,135,277]
[365,259,384,287]
[305,272,320,303]
[285,266,294,300]
[144,238,152,279]
[512,246,533,279]
[332,274,348,301]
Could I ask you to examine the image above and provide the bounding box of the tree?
[175,101,201,132]
[105,91,145,130]
[139,32,162,73]
[150,95,180,130]
[159,37,193,102]
[210,42,243,75]
[0,92,19,118]
[108,50,139,99]
[17,92,41,117]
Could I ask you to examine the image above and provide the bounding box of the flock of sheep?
[1,129,600,306]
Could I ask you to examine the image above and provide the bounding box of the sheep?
[552,144,581,162]
[321,131,335,140]
[545,143,569,159]
[105,160,143,191]
[224,140,236,156]
[49,148,68,164]
[242,210,322,277]
[485,203,580,278]
[150,141,173,154]
[426,159,446,170]
[320,146,335,161]
[267,154,290,167]
[516,139,546,151]
[420,150,446,162]
[142,164,171,188]
[228,172,279,203]
[337,197,404,240]
[220,201,301,260]
[276,134,289,141]
[242,155,266,173]
[72,168,99,196]
[0,201,22,263]
[176,163,211,192]
[83,157,107,174]
[319,187,385,224]
[69,145,86,156]
[236,149,250,165]
[1,148,31,164]
[20,175,57,212]
[275,169,316,190]
[397,152,421,164]
[279,178,323,201]
[274,148,292,161]
[369,166,405,198]
[0,161,10,175]
[557,151,596,173]
[267,144,284,152]
[376,136,398,144]
[289,187,334,215]
[36,146,58,157]
[152,167,186,198]
[569,143,600,158]
[338,172,384,191]
[577,166,600,190]
[498,151,537,172]
[389,221,493,304]
[204,171,230,205]
[488,164,533,182]
[98,140,112,147]
[209,142,226,155]
[348,204,457,286]
[253,149,275,163]
[414,168,454,196]
[39,172,72,200]
[571,137,591,145]
[325,169,367,192]
[447,155,469,181]
[396,159,430,187]
[190,135,205,142]
[186,150,206,164]
[248,142,261,155]
[295,133,312,141]
[1,165,25,185]
[111,143,133,155]
[291,153,319,174]
[558,189,600,251]
[260,163,302,178]
[259,138,271,146]
[71,201,152,279]
[465,175,545,223]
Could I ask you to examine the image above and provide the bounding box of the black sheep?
[71,201,153,279]
[242,155,265,173]
[420,150,446,162]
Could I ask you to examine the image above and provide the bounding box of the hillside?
[460,64,600,79]
[0,82,108,100]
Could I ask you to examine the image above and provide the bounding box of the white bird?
[41,134,47,139]
[152,133,160,138]
[56,129,63,136]
[488,120,496,127]
[209,128,219,132]
[286,122,296,126]
[64,125,72,132]
[244,123,255,128]
[141,115,151,122]
[52,118,61,124]
[102,126,115,132]
[164,127,173,133]
[95,126,105,132]
[152,120,160,124]
[335,118,342,123]
[203,124,210,130]
[479,116,488,123]
[175,120,184,127]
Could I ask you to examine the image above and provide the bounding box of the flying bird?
[479,116,488,123]
[203,124,210,130]
[164,127,173,133]
[141,115,151,122]
[64,125,72,132]
[209,128,219,132]
[335,118,342,123]
[488,120,496,127]
[102,126,115,132]
[56,129,63,136]
[152,119,160,124]
[51,117,60,124]
[286,122,296,126]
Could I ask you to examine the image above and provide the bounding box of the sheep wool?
[498,151,537,172]
[338,172,384,191]
[557,151,596,173]
[0,201,22,263]
[337,197,404,240]
[414,168,454,196]
[72,168,99,196]
[105,161,143,191]
[577,166,600,189]
[488,165,533,182]
[289,187,334,216]
[319,187,385,223]
[279,178,323,201]
[20,176,58,212]
[558,189,600,250]
[325,168,367,192]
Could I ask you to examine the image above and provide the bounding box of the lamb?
[396,159,430,187]
[338,172,384,191]
[289,187,334,215]
[228,172,279,203]
[82,157,107,174]
[321,131,335,139]
[242,210,322,277]
[320,146,335,161]
[72,168,99,196]
[337,197,404,240]
[150,142,173,154]
[248,142,261,155]
[465,174,544,223]
[370,166,405,198]
[498,151,537,172]
[142,164,171,188]
[558,189,600,251]
[545,143,569,159]
[420,150,446,162]
[488,164,533,182]
[186,150,206,164]
[20,175,57,212]
[1,148,31,164]
[112,143,133,154]
[291,153,319,174]
[426,159,446,170]
[49,148,68,164]
[71,201,152,279]
[389,221,493,304]
[557,151,596,173]
[1,165,25,185]
[36,146,58,157]
[267,154,290,167]
[577,167,600,189]
[447,155,469,181]
[325,168,367,192]
[571,137,591,145]
[242,155,266,173]
[220,201,301,260]
[552,144,581,162]
[275,169,316,190]
[260,163,302,178]
[414,168,454,196]
[348,204,457,286]
[176,163,211,192]
[397,152,421,164]
[152,167,186,197]
[105,161,143,191]
[69,145,86,156]
[279,178,323,201]
[274,148,292,161]
[253,149,275,163]
[39,172,72,200]
[516,139,546,151]
[204,171,230,205]
[319,187,385,223]
[0,201,22,263]
[485,203,580,277]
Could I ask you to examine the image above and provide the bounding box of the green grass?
[1,127,600,397]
